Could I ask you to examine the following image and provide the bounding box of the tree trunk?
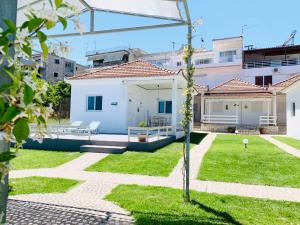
[0,1,17,223]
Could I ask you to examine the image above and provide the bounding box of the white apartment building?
[140,36,243,88]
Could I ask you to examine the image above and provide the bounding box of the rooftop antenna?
[172,41,175,51]
[283,30,297,46]
[200,37,205,49]
[241,24,255,36]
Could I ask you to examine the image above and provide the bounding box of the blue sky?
[48,0,300,65]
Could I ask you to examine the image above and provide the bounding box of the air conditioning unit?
[273,68,279,73]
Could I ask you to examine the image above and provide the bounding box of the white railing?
[30,124,95,140]
[243,59,300,69]
[128,126,173,142]
[203,115,239,124]
[259,116,277,126]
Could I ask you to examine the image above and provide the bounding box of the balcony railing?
[259,116,277,126]
[202,115,239,124]
[243,59,300,69]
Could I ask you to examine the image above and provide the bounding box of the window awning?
[17,0,189,38]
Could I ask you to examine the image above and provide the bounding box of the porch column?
[172,78,178,135]
[208,100,212,123]
[200,92,204,122]
[123,84,129,130]
[272,93,277,124]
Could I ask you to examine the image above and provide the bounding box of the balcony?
[243,58,300,69]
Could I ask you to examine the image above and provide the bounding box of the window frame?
[291,102,296,117]
[255,75,273,87]
[86,95,103,112]
[54,59,60,64]
[158,100,172,114]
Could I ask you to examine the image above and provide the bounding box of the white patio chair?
[71,121,83,127]
[76,121,101,134]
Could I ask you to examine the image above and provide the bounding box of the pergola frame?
[17,0,191,39]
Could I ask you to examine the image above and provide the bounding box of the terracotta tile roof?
[194,84,208,93]
[68,60,177,80]
[208,78,269,94]
[271,73,300,92]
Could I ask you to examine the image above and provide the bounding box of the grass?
[86,133,206,177]
[198,135,300,188]
[106,184,300,225]
[9,176,80,196]
[11,149,81,170]
[273,136,300,150]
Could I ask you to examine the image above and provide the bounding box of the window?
[195,58,213,65]
[176,61,182,67]
[158,100,172,114]
[291,102,296,117]
[219,50,237,62]
[53,72,58,78]
[65,62,74,73]
[255,76,273,87]
[54,59,60,64]
[87,96,103,111]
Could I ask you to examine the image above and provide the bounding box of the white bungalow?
[273,74,300,139]
[196,78,278,131]
[67,60,188,136]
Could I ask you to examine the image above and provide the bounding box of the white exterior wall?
[241,66,300,85]
[127,85,185,126]
[70,80,128,134]
[204,99,272,125]
[285,83,300,139]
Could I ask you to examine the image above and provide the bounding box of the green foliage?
[9,176,80,196]
[106,185,300,225]
[273,136,300,150]
[44,80,71,108]
[11,149,81,170]
[199,135,300,188]
[138,121,147,127]
[86,133,206,176]
[12,118,30,143]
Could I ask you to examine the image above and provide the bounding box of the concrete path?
[8,134,300,223]
[262,135,300,158]
[169,133,216,180]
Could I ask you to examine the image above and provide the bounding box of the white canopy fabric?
[17,0,183,25]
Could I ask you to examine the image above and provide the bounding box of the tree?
[44,81,71,123]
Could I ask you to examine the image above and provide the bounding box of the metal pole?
[0,1,17,223]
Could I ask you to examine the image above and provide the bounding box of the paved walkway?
[262,135,300,158]
[8,133,300,223]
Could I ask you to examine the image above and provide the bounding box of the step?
[80,145,127,154]
[238,130,260,135]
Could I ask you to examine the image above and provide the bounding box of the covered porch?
[202,97,277,126]
[195,78,278,128]
[124,76,187,137]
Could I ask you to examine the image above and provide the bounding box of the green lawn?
[11,149,81,170]
[9,176,80,196]
[106,185,300,225]
[86,133,206,177]
[198,135,300,188]
[273,136,300,150]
